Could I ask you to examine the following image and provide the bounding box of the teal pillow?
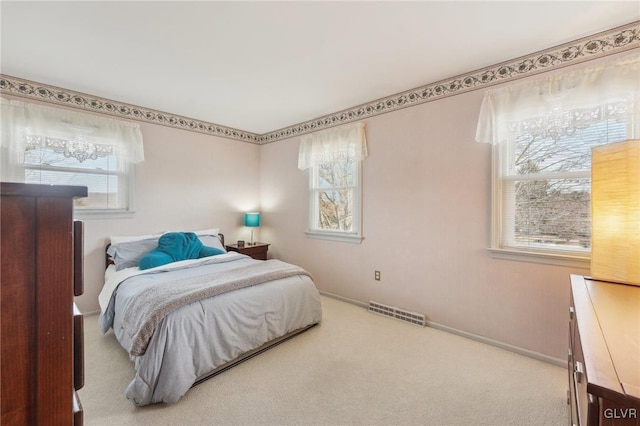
[199,246,225,258]
[138,251,173,270]
[138,232,225,270]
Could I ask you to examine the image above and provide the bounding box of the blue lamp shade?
[244,212,261,227]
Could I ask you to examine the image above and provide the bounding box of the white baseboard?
[320,290,369,308]
[319,290,566,368]
[425,320,566,367]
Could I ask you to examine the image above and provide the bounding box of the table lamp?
[590,139,640,286]
[244,212,260,245]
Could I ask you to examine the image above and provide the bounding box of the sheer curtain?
[298,122,367,170]
[475,52,640,145]
[1,98,144,166]
[474,51,639,259]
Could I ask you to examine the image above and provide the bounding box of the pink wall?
[77,121,261,313]
[259,85,589,361]
[9,52,617,360]
[1,94,261,314]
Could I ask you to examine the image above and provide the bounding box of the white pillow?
[107,237,161,271]
[192,228,220,237]
[110,233,164,245]
[110,228,219,244]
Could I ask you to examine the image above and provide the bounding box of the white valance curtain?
[1,97,144,164]
[475,51,640,145]
[298,122,367,170]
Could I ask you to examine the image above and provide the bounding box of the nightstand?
[225,242,270,260]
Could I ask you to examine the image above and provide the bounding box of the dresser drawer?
[571,324,597,426]
[74,221,84,297]
[73,303,84,391]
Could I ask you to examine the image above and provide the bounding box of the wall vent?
[368,300,426,327]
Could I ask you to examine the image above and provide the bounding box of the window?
[501,109,627,253]
[476,52,639,265]
[309,156,361,234]
[1,98,144,218]
[298,122,367,243]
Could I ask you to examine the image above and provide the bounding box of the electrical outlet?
[374,270,381,281]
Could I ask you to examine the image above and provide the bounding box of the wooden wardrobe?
[1,182,87,425]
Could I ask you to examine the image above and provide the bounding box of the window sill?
[74,209,136,220]
[488,247,590,269]
[305,230,363,244]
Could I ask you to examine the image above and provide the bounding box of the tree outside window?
[506,116,626,251]
[312,156,358,232]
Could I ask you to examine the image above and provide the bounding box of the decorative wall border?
[259,20,640,143]
[0,76,261,143]
[1,20,638,145]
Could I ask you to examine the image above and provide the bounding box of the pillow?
[107,237,161,271]
[138,232,225,270]
[198,235,226,252]
[137,250,173,271]
[199,245,226,258]
[193,228,219,237]
[160,229,224,251]
[109,233,163,245]
[107,229,224,270]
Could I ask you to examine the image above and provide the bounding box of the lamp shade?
[591,139,640,285]
[244,212,260,227]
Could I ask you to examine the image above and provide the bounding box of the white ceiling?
[1,1,638,135]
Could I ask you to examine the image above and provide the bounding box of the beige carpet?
[79,295,568,425]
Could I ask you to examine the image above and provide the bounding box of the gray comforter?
[99,253,322,406]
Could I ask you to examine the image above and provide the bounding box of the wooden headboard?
[105,233,225,269]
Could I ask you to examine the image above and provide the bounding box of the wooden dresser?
[1,182,87,425]
[569,274,640,426]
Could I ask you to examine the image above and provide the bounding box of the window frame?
[305,158,363,243]
[489,146,591,268]
[489,108,632,267]
[23,159,136,219]
[73,164,136,220]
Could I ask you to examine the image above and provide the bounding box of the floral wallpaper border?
[0,78,261,143]
[1,21,638,144]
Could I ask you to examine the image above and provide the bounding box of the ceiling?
[1,1,639,136]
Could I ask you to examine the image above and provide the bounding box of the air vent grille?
[368,300,426,327]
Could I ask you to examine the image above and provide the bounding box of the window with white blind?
[22,142,131,212]
[476,52,639,265]
[501,112,627,253]
[1,98,144,218]
[298,122,367,243]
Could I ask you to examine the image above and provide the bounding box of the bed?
[98,229,322,406]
